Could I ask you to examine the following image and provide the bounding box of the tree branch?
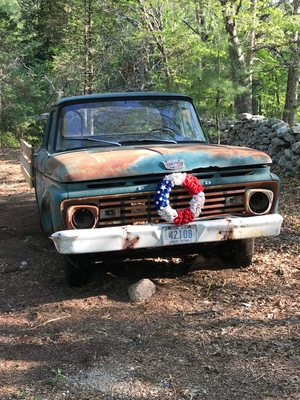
[253,39,299,52]
[182,17,199,36]
[236,0,242,15]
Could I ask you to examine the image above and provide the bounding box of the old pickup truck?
[21,92,283,286]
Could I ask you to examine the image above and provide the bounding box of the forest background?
[0,0,299,147]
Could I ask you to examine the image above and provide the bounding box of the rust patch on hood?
[148,144,272,162]
[46,148,153,182]
[45,144,272,183]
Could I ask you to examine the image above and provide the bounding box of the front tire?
[219,238,254,268]
[64,255,90,287]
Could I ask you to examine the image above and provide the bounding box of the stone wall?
[226,114,300,176]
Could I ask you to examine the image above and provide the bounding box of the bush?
[0,131,20,148]
[0,119,46,149]
[22,120,45,147]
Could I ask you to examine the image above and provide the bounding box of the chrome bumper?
[51,214,283,255]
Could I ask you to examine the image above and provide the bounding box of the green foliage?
[16,387,29,399]
[51,368,66,385]
[0,131,19,148]
[17,387,45,400]
[0,0,299,148]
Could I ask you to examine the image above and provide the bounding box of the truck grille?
[96,184,246,227]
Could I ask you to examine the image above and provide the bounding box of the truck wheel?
[220,238,254,268]
[64,255,89,287]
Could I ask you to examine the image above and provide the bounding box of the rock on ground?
[128,279,156,302]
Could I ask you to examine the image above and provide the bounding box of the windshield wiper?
[177,139,206,143]
[121,138,177,145]
[66,137,121,146]
[61,137,122,152]
[84,137,121,146]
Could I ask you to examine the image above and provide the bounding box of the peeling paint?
[44,144,272,183]
[217,218,235,241]
[122,227,140,249]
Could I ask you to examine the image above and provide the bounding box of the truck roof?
[55,92,193,106]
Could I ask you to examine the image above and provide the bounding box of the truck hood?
[45,143,272,183]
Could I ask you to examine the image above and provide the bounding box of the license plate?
[162,225,197,245]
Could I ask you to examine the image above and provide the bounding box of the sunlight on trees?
[0,0,299,143]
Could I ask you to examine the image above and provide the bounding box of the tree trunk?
[0,73,2,147]
[137,0,171,86]
[194,1,208,42]
[247,0,257,114]
[84,0,94,95]
[252,80,259,115]
[219,0,252,115]
[282,0,300,126]
[0,68,2,130]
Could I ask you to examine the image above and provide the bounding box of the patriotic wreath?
[154,172,205,225]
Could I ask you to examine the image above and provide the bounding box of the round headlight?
[72,208,96,229]
[247,189,273,215]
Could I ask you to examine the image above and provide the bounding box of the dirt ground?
[0,148,299,400]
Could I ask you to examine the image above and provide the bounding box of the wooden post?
[20,139,34,188]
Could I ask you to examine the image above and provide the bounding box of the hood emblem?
[163,159,184,170]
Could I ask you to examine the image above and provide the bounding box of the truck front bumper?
[51,213,283,255]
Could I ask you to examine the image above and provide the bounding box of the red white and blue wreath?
[154,172,205,225]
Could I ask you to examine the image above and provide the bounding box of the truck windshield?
[56,98,206,151]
